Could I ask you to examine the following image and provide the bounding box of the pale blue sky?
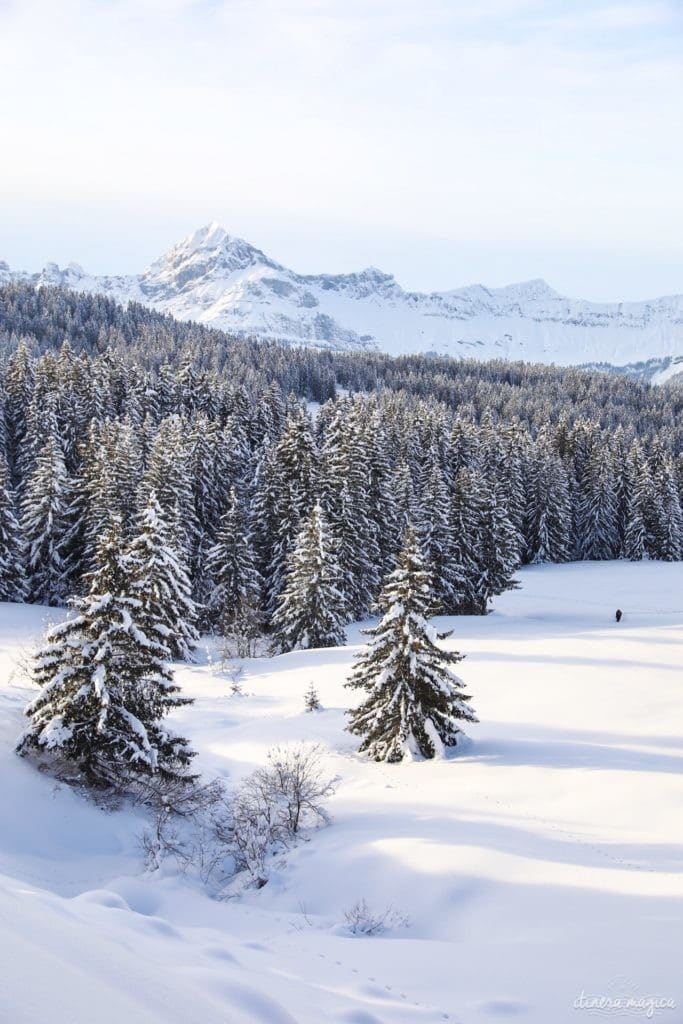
[1,0,682,300]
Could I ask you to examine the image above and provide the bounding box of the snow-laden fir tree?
[139,415,199,563]
[0,451,27,602]
[21,422,69,606]
[270,503,346,653]
[622,443,649,561]
[318,401,379,618]
[474,477,521,614]
[251,403,317,613]
[649,456,683,561]
[524,436,571,564]
[346,526,477,762]
[3,340,34,484]
[128,492,199,661]
[575,446,619,560]
[16,519,195,788]
[448,468,486,614]
[417,458,465,611]
[205,486,261,629]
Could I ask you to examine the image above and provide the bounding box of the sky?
[1,0,682,301]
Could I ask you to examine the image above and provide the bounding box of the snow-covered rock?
[5,222,683,372]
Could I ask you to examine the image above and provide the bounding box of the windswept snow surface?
[1,561,682,1023]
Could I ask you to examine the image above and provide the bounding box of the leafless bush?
[221,743,338,886]
[342,899,409,936]
[139,743,338,892]
[263,744,338,834]
[138,777,228,881]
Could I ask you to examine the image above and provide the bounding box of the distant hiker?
[615,609,623,623]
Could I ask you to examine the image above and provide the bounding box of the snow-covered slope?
[2,561,683,1023]
[3,222,683,370]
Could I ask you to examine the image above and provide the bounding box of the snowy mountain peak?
[187,220,228,250]
[143,222,282,298]
[2,226,682,375]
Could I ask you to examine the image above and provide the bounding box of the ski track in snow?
[1,559,683,1023]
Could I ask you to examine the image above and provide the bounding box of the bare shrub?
[224,743,338,886]
[343,899,410,936]
[139,743,338,892]
[138,777,227,881]
[263,743,337,834]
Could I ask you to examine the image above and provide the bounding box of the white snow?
[1,560,682,1022]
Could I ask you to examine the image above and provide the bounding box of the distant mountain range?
[2,222,682,381]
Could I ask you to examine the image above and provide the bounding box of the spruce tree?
[0,451,27,602]
[346,527,477,762]
[4,340,34,484]
[205,486,261,629]
[270,503,346,653]
[622,444,649,561]
[417,459,465,611]
[474,477,521,613]
[304,682,322,712]
[128,492,199,661]
[649,456,683,561]
[448,468,486,614]
[319,401,379,618]
[524,437,571,565]
[576,447,619,560]
[16,520,195,788]
[21,425,69,605]
[265,404,317,611]
[250,404,317,614]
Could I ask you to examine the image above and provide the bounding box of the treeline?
[2,281,682,446]
[0,284,681,636]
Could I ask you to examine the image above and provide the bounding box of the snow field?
[1,560,682,1023]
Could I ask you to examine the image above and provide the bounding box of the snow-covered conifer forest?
[1,281,682,1022]
[1,281,681,615]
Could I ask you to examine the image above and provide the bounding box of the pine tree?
[304,682,322,712]
[524,438,571,564]
[4,340,34,484]
[575,446,619,560]
[16,520,195,788]
[474,477,521,612]
[319,401,379,618]
[139,415,199,562]
[250,404,317,613]
[652,468,683,561]
[416,458,464,611]
[205,486,261,629]
[267,404,318,610]
[448,468,486,614]
[346,527,477,762]
[0,451,27,602]
[128,493,199,661]
[270,503,346,653]
[21,423,69,605]
[622,444,649,561]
